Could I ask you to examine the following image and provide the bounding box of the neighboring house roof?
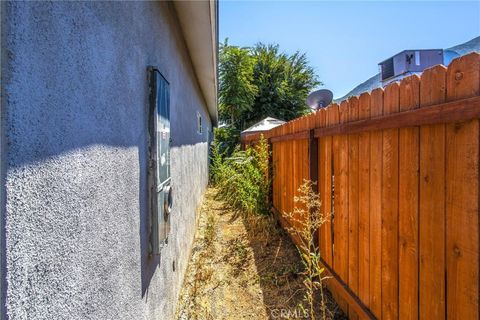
[448,36,480,56]
[334,36,480,104]
[173,1,218,125]
[241,117,286,135]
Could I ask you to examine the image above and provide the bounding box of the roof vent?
[379,49,444,82]
[380,58,394,81]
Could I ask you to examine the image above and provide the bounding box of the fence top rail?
[242,95,480,144]
[270,130,310,143]
[314,95,480,138]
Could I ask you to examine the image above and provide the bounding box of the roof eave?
[173,0,219,126]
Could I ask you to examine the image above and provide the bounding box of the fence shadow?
[238,213,346,320]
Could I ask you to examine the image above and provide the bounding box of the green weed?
[209,135,271,216]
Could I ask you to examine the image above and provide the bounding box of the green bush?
[212,126,240,157]
[210,135,270,216]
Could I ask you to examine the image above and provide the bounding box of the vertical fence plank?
[319,108,334,265]
[445,52,479,320]
[272,141,278,210]
[370,89,384,319]
[334,100,350,314]
[280,124,286,215]
[419,64,447,320]
[369,88,384,318]
[271,127,278,210]
[277,128,282,212]
[358,92,371,309]
[287,122,294,223]
[291,121,298,227]
[348,97,360,319]
[382,82,400,320]
[398,75,420,320]
[319,105,338,267]
[324,104,341,309]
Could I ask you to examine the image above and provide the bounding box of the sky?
[220,1,480,99]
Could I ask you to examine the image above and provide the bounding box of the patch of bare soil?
[176,188,346,320]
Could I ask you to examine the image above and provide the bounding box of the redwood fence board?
[368,88,383,319]
[319,108,334,267]
[419,64,447,320]
[398,75,420,320]
[334,100,350,314]
[348,96,360,319]
[381,82,400,320]
[445,53,479,320]
[358,92,371,311]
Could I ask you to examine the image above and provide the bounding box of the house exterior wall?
[0,1,212,319]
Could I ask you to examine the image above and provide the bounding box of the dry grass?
[176,188,346,319]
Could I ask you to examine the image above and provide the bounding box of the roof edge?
[173,1,218,126]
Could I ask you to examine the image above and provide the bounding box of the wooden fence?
[241,52,480,320]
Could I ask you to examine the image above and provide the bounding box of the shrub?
[209,135,271,216]
[212,126,240,157]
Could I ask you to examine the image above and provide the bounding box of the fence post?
[309,129,319,189]
[309,128,319,249]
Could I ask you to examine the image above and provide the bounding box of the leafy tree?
[218,40,258,128]
[246,43,320,128]
[218,41,320,131]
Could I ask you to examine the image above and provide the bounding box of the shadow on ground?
[239,211,347,320]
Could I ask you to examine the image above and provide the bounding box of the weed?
[281,180,330,320]
[204,214,216,247]
[224,238,250,276]
[233,240,248,261]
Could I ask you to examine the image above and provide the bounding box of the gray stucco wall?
[1,1,212,319]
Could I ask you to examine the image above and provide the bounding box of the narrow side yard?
[176,188,345,320]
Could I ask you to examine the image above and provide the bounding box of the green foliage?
[212,126,240,157]
[209,138,225,186]
[219,40,321,131]
[248,44,320,126]
[210,136,271,216]
[219,40,258,128]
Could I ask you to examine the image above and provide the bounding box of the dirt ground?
[176,188,346,320]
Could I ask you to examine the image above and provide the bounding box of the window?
[148,67,172,255]
[197,112,203,134]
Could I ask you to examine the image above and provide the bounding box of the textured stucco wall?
[1,1,211,319]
